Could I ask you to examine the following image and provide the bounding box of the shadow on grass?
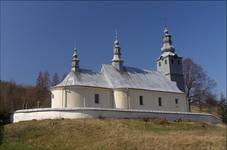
[0,112,11,145]
[0,124,3,145]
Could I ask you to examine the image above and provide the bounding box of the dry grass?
[1,118,226,150]
[191,104,220,117]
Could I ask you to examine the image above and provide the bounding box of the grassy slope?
[191,104,220,117]
[0,119,226,150]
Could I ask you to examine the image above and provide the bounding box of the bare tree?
[35,71,51,108]
[35,72,44,108]
[218,93,227,123]
[43,71,50,90]
[0,77,52,123]
[193,76,216,112]
[52,73,60,86]
[183,58,204,111]
[62,72,67,81]
[205,93,217,113]
[36,72,44,88]
[183,58,216,112]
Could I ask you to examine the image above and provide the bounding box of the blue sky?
[0,1,226,96]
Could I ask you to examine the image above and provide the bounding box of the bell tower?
[156,26,185,92]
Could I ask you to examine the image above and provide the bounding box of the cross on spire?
[114,29,120,46]
[163,17,169,34]
[74,40,77,49]
[115,29,118,40]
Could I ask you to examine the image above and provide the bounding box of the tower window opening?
[159,62,161,66]
[175,98,178,104]
[178,60,180,64]
[171,60,174,64]
[165,60,167,64]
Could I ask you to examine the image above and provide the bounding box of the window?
[139,96,143,105]
[158,97,162,106]
[171,60,174,64]
[165,59,167,64]
[175,98,178,104]
[159,62,161,66]
[94,94,99,104]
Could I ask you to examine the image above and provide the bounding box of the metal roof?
[56,68,111,88]
[55,64,183,93]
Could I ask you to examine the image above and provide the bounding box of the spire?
[114,29,120,46]
[161,26,175,53]
[112,30,123,70]
[164,26,169,34]
[71,47,79,72]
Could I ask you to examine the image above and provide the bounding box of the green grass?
[0,118,226,150]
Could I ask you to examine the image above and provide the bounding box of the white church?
[13,27,222,124]
[50,27,188,112]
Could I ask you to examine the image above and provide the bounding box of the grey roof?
[54,64,183,93]
[101,64,183,93]
[56,68,111,88]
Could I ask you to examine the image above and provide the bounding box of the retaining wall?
[12,107,222,124]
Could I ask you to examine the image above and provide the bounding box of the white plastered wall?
[51,86,188,112]
[82,87,113,108]
[51,89,64,108]
[128,89,188,112]
[113,89,128,109]
[51,86,113,108]
[157,57,171,78]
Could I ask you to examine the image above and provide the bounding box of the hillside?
[191,104,221,117]
[0,119,225,150]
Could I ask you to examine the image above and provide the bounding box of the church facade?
[51,27,188,112]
